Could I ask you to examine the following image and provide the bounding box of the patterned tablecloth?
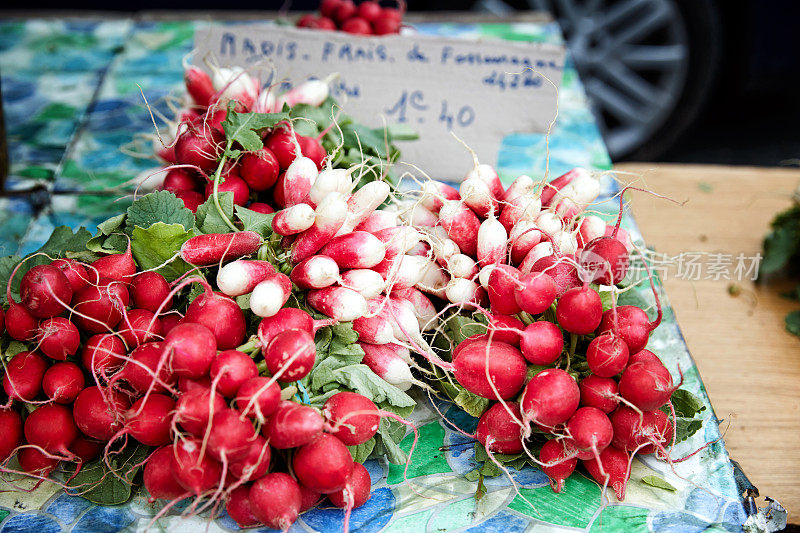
[0,18,748,533]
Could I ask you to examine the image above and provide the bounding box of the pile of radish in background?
[296,0,405,35]
[0,61,707,532]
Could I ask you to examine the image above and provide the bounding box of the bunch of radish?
[153,66,334,214]
[387,160,689,501]
[297,0,405,35]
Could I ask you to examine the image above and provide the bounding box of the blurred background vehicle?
[2,0,799,164]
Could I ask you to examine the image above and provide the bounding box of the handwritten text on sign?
[194,24,565,179]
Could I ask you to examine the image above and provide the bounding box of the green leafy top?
[221,102,289,158]
[759,197,800,338]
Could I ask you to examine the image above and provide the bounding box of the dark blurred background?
[3,0,800,165]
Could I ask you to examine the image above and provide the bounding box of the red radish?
[166,322,217,378]
[272,203,316,235]
[476,402,524,454]
[586,334,629,377]
[18,448,59,477]
[250,272,292,318]
[210,350,258,398]
[42,362,85,404]
[487,315,524,345]
[281,157,318,207]
[207,408,257,462]
[334,0,357,21]
[264,128,298,169]
[610,405,672,454]
[205,173,250,206]
[19,264,72,318]
[257,308,314,346]
[359,342,414,391]
[216,260,276,297]
[113,342,175,395]
[487,265,522,315]
[292,192,348,263]
[227,485,261,528]
[307,286,368,322]
[529,255,581,297]
[118,308,162,348]
[465,163,503,199]
[144,446,186,501]
[453,339,526,400]
[521,368,580,428]
[185,66,216,107]
[5,302,38,341]
[264,329,316,382]
[247,202,274,214]
[294,433,354,493]
[556,286,603,335]
[240,148,280,191]
[299,484,322,512]
[175,190,204,212]
[24,403,77,457]
[290,255,339,289]
[342,17,373,34]
[329,462,371,509]
[628,349,663,366]
[579,375,619,413]
[618,361,674,411]
[175,126,222,172]
[126,394,175,446]
[180,231,261,266]
[249,473,302,530]
[184,290,246,349]
[514,272,557,314]
[236,377,281,421]
[171,438,223,495]
[130,272,172,313]
[91,244,136,284]
[37,317,80,360]
[438,200,481,257]
[320,0,341,17]
[598,306,658,354]
[3,351,47,402]
[82,334,125,375]
[69,434,102,465]
[583,445,631,500]
[538,439,578,493]
[519,321,564,365]
[580,236,630,286]
[298,135,326,169]
[229,436,271,480]
[565,407,613,460]
[373,13,401,34]
[0,409,23,462]
[73,386,130,441]
[338,181,392,235]
[319,231,386,269]
[50,258,92,292]
[72,281,129,334]
[263,401,324,449]
[178,375,211,393]
[162,167,199,194]
[174,388,226,437]
[323,392,380,446]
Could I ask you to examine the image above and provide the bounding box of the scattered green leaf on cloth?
[65,442,149,505]
[642,475,677,492]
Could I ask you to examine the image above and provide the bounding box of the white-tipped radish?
[420,180,460,213]
[520,241,555,274]
[282,157,319,207]
[374,226,423,258]
[217,260,276,297]
[212,66,258,109]
[465,163,504,199]
[478,265,496,288]
[292,192,348,263]
[250,273,292,318]
[535,211,563,237]
[306,286,368,322]
[499,193,542,231]
[501,174,535,201]
[398,202,438,228]
[309,168,351,207]
[356,210,398,234]
[392,287,437,331]
[353,301,396,344]
[551,169,601,213]
[446,254,479,279]
[438,200,481,257]
[509,219,543,265]
[416,263,450,299]
[290,256,340,289]
[336,181,391,236]
[374,254,431,290]
[276,79,329,109]
[459,178,497,219]
[577,215,607,248]
[318,231,386,269]
[340,269,385,300]
[272,204,316,236]
[359,342,413,391]
[552,230,578,256]
[477,215,508,267]
[445,277,483,306]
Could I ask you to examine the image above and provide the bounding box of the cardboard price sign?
[194,24,565,179]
